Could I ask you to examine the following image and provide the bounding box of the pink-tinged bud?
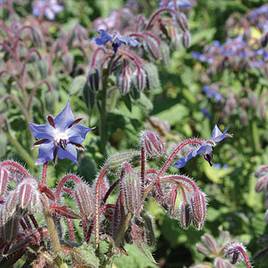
[0,208,19,243]
[0,167,9,197]
[224,242,252,268]
[256,165,268,178]
[214,257,233,268]
[117,62,132,95]
[191,190,207,230]
[141,130,165,158]
[17,178,37,210]
[178,202,192,229]
[182,31,191,48]
[201,234,218,255]
[196,242,210,257]
[144,34,161,60]
[74,182,95,219]
[176,13,189,32]
[120,162,142,216]
[4,190,18,217]
[255,175,268,192]
[133,68,147,92]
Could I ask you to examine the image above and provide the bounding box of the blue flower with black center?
[175,125,231,168]
[29,101,91,165]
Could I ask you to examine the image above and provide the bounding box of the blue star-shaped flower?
[95,30,140,53]
[29,101,91,165]
[175,125,231,168]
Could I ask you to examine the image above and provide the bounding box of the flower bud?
[178,202,192,229]
[176,13,189,32]
[117,62,132,95]
[214,257,233,268]
[74,182,95,219]
[144,34,161,60]
[182,31,191,48]
[255,175,268,192]
[224,242,249,266]
[191,190,207,230]
[133,68,147,92]
[17,178,38,210]
[201,234,218,254]
[120,162,142,216]
[141,130,165,158]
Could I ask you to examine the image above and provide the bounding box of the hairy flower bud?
[178,202,192,229]
[133,68,147,92]
[201,234,218,255]
[214,257,233,268]
[17,178,38,210]
[74,182,95,219]
[182,31,191,48]
[176,13,189,32]
[120,162,142,216]
[191,190,207,230]
[141,130,165,158]
[117,62,132,95]
[143,63,161,92]
[224,242,250,266]
[255,175,268,192]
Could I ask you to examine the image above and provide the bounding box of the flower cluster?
[87,1,193,98]
[191,230,252,268]
[192,36,268,73]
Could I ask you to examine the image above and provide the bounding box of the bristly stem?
[42,194,67,268]
[41,162,48,184]
[157,138,204,177]
[140,146,146,197]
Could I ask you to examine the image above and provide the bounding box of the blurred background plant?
[1,0,268,267]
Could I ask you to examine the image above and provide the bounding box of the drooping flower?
[29,101,91,165]
[95,29,140,53]
[175,125,231,168]
[32,0,63,20]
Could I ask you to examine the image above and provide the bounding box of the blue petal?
[36,142,55,165]
[211,125,229,143]
[58,144,77,163]
[195,144,213,155]
[175,157,187,168]
[95,30,112,45]
[54,101,75,130]
[67,125,91,144]
[29,123,54,140]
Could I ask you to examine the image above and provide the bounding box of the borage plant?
[0,100,242,267]
[85,0,194,156]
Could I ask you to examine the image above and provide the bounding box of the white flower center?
[54,129,69,144]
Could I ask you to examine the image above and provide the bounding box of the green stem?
[6,129,36,170]
[98,86,108,157]
[42,194,68,268]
